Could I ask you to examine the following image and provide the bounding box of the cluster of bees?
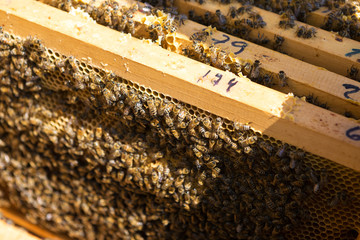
[250,0,360,41]
[43,0,184,53]
[186,38,288,88]
[323,2,360,40]
[242,0,346,21]
[45,0,140,35]
[232,0,360,41]
[187,7,268,41]
[2,28,359,240]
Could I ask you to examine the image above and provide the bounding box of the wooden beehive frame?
[173,0,360,80]
[0,0,360,238]
[105,0,360,119]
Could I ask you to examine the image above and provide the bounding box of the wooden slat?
[0,0,360,169]
[0,219,40,240]
[306,6,332,29]
[173,0,360,81]
[0,208,63,240]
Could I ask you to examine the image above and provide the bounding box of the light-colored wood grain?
[0,0,360,169]
[0,219,39,240]
[173,0,360,81]
[0,208,63,240]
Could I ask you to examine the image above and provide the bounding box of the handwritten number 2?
[231,41,248,55]
[346,126,360,141]
[211,34,248,55]
[227,78,238,92]
[342,83,360,99]
[212,34,230,45]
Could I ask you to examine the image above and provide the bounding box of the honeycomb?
[0,21,359,240]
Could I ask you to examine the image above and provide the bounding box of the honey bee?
[313,182,321,193]
[94,127,102,140]
[151,151,164,160]
[218,130,231,143]
[65,56,79,73]
[102,88,117,105]
[109,149,121,159]
[147,98,157,117]
[319,168,328,187]
[305,27,317,39]
[168,186,176,194]
[93,141,105,158]
[151,171,159,184]
[215,50,227,69]
[215,9,227,26]
[278,70,288,87]
[195,144,207,153]
[164,112,174,128]
[250,60,261,80]
[211,167,221,178]
[202,117,212,130]
[328,191,351,207]
[231,59,242,75]
[158,99,173,116]
[117,15,128,31]
[121,144,135,153]
[347,65,359,80]
[242,62,252,76]
[233,122,250,131]
[205,158,219,169]
[134,102,146,118]
[150,119,165,137]
[198,126,210,138]
[296,26,307,38]
[241,136,257,147]
[190,30,209,42]
[171,128,180,139]
[143,177,152,190]
[192,147,203,159]
[213,117,222,133]
[243,146,252,154]
[174,175,185,188]
[188,117,200,130]
[126,19,135,35]
[273,34,284,52]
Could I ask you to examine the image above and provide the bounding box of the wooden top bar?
[0,208,64,239]
[0,219,40,240]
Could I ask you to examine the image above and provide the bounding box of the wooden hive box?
[0,0,359,239]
